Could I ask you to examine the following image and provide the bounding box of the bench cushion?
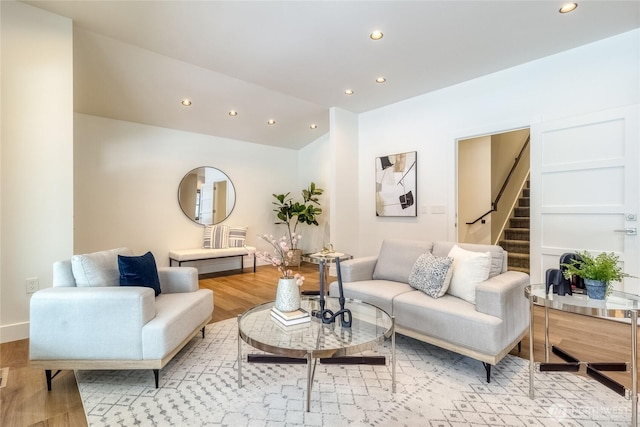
[169,247,256,262]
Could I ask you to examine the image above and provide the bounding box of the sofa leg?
[518,341,522,353]
[201,326,205,339]
[483,362,491,383]
[45,369,62,391]
[46,370,52,391]
[153,369,159,388]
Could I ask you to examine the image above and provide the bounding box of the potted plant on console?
[562,250,633,299]
[272,182,324,267]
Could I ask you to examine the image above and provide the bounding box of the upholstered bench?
[169,225,256,275]
[168,247,256,273]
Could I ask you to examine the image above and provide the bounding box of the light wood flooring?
[1,263,638,426]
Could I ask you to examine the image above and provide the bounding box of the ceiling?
[24,1,640,149]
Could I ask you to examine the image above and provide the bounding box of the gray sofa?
[329,239,529,381]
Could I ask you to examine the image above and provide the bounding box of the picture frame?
[375,151,417,217]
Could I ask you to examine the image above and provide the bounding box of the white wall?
[0,2,74,343]
[356,29,640,257]
[74,114,302,270]
[330,108,360,256]
[458,136,491,244]
[298,132,331,253]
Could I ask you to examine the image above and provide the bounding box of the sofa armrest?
[29,287,155,360]
[475,271,530,319]
[157,266,199,293]
[337,256,378,282]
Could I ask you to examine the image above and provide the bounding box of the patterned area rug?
[76,319,632,426]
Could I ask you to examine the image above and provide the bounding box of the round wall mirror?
[178,167,236,225]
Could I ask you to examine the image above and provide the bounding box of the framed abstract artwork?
[375,151,417,217]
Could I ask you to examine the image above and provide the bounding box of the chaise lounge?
[29,247,214,389]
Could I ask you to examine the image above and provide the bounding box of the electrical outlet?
[26,277,39,294]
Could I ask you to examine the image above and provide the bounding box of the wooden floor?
[2,263,638,426]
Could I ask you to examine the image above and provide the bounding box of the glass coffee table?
[525,284,640,426]
[237,296,395,411]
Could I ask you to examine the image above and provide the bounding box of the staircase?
[499,181,530,274]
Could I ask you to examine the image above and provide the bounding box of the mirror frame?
[177,166,236,225]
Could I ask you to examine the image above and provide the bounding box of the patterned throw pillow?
[408,253,454,298]
[228,226,248,248]
[203,225,229,249]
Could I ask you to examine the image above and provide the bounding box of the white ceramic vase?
[275,277,300,312]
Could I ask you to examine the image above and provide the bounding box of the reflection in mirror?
[178,167,236,225]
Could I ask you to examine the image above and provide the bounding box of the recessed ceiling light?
[181,99,192,106]
[345,89,354,95]
[370,31,383,40]
[376,77,387,83]
[229,110,238,116]
[310,124,318,129]
[267,119,276,125]
[559,3,578,13]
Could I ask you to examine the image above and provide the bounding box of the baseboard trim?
[0,321,29,344]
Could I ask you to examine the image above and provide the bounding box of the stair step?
[522,188,530,198]
[504,228,530,240]
[499,239,530,253]
[509,217,529,229]
[518,197,530,208]
[508,252,530,269]
[514,207,529,217]
[508,266,530,274]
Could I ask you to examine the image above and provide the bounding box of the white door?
[530,105,640,294]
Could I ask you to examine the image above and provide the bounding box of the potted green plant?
[562,250,632,299]
[272,182,323,264]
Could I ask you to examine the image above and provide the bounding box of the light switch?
[430,205,446,214]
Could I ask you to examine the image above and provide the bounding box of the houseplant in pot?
[272,182,323,266]
[561,250,632,299]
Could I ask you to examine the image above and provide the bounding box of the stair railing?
[466,135,530,225]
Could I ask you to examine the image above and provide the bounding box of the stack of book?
[270,306,311,327]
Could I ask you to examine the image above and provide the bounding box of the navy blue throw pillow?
[118,251,161,296]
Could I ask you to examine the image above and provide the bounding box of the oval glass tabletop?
[238,297,393,359]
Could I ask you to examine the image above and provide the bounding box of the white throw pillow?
[72,247,133,287]
[408,253,453,298]
[446,245,491,304]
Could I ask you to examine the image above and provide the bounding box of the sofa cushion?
[392,290,504,356]
[408,253,453,298]
[203,224,229,249]
[433,241,506,278]
[446,245,491,304]
[329,279,413,316]
[372,239,434,283]
[142,289,213,360]
[71,247,133,287]
[228,226,248,248]
[118,251,162,296]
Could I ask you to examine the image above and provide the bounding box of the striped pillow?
[203,225,229,249]
[228,226,248,248]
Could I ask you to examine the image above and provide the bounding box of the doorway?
[457,128,531,273]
